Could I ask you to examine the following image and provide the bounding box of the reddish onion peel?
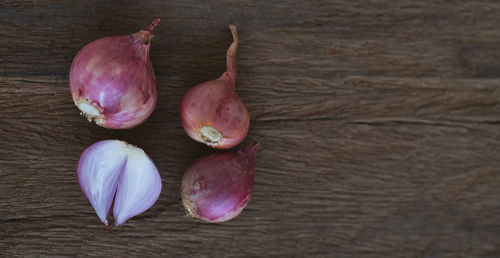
[180,25,250,149]
[70,19,160,129]
[181,142,260,222]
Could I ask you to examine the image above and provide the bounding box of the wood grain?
[1,0,500,256]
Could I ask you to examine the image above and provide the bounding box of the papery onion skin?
[181,142,260,222]
[179,25,249,149]
[77,140,162,226]
[70,19,160,129]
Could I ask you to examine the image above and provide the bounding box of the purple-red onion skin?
[181,142,260,223]
[70,19,159,129]
[179,25,249,149]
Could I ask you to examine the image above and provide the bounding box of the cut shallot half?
[77,140,162,226]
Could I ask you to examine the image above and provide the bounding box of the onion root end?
[199,126,223,147]
[75,99,105,127]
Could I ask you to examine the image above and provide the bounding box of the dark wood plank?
[1,0,500,257]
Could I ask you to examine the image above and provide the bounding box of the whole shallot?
[180,25,249,149]
[70,19,160,129]
[181,142,260,222]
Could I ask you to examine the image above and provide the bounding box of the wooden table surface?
[1,0,500,256]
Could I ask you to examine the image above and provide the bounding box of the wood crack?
[0,214,87,223]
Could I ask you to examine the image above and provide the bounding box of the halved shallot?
[77,140,162,226]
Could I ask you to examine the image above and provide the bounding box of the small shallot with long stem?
[179,25,250,149]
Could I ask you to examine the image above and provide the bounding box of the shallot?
[77,140,162,226]
[179,25,249,149]
[70,19,160,129]
[181,142,260,222]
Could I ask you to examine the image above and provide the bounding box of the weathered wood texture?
[1,0,500,257]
